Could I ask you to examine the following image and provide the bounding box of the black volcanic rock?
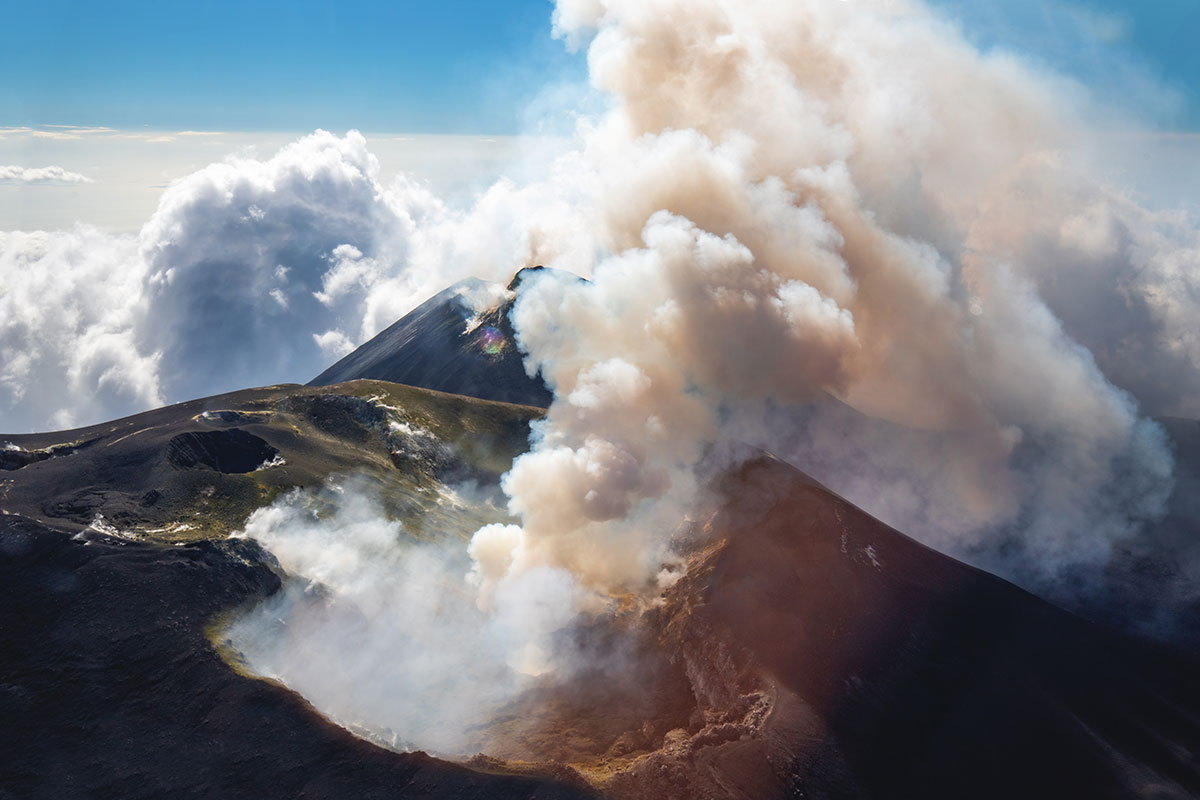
[629,456,1200,799]
[0,515,591,800]
[308,269,571,408]
[0,382,588,798]
[0,438,99,471]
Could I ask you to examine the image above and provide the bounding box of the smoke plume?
[468,0,1191,605]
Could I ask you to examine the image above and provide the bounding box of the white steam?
[226,479,585,755]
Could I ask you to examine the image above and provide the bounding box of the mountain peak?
[308,273,558,407]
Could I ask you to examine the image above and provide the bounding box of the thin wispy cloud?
[40,124,118,133]
[0,165,94,184]
[31,131,83,140]
[0,126,224,143]
[1067,5,1128,44]
[32,125,119,140]
[127,131,226,143]
[120,133,179,143]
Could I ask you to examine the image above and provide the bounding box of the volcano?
[447,454,1200,799]
[308,267,560,408]
[2,274,1199,799]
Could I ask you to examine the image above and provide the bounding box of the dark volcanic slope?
[474,456,1200,800]
[637,457,1200,799]
[1091,415,1200,650]
[0,515,592,800]
[309,269,557,407]
[0,382,588,799]
[5,339,1199,798]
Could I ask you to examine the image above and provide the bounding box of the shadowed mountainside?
[0,514,593,800]
[0,382,595,799]
[309,268,564,407]
[475,456,1200,799]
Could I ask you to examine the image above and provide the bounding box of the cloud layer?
[1,132,460,430]
[0,165,93,184]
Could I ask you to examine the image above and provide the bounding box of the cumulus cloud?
[0,131,478,432]
[0,165,94,184]
[0,227,159,430]
[0,125,620,433]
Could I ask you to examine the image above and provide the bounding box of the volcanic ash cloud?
[468,0,1190,609]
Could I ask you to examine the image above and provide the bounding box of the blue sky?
[2,0,1198,134]
[931,0,1200,127]
[1,0,582,134]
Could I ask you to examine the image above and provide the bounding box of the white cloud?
[40,124,116,131]
[0,130,499,433]
[30,126,118,141]
[31,130,82,141]
[0,125,118,141]
[0,165,94,185]
[0,226,159,430]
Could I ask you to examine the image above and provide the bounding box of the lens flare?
[478,325,507,356]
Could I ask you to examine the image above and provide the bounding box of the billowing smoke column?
[468,0,1188,603]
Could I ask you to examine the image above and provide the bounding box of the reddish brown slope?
[492,455,1200,799]
[644,455,1200,799]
